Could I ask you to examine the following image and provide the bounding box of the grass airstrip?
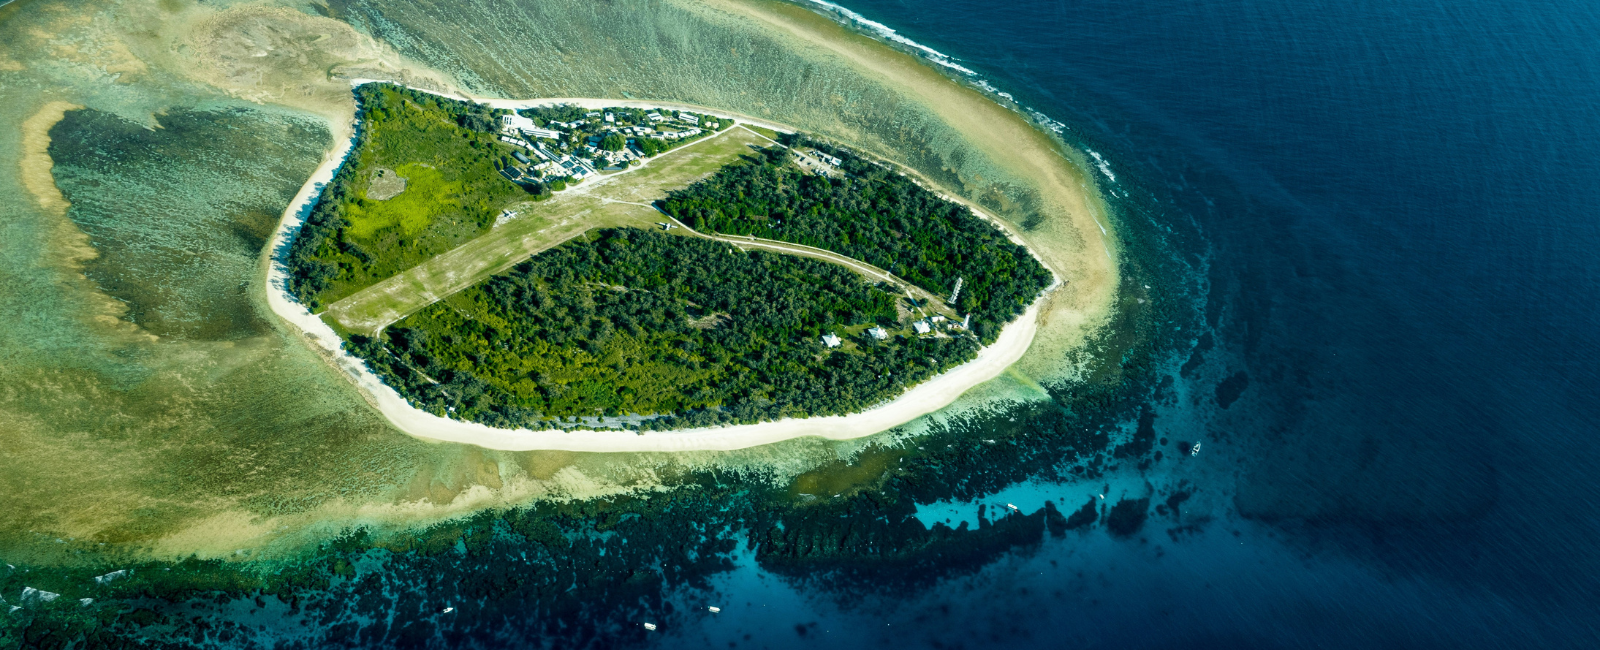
[322,125,770,334]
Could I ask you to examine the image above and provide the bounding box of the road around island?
[263,81,1055,452]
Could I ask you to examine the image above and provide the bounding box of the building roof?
[821,333,843,348]
[501,114,537,132]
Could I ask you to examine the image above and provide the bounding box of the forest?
[345,228,980,430]
[285,83,529,309]
[659,140,1053,343]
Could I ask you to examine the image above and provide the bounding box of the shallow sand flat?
[266,85,1053,452]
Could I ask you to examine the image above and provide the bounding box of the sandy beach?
[264,85,1050,452]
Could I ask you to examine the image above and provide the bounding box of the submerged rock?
[21,587,60,605]
[93,569,127,585]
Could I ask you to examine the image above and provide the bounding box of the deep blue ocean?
[655,0,1600,647]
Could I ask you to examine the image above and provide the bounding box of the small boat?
[1006,503,1019,511]
[441,607,454,614]
[644,622,658,631]
[1191,442,1202,456]
[708,606,721,613]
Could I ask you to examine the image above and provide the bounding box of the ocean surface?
[6,0,1599,646]
[655,0,1600,647]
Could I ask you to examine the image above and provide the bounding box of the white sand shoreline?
[263,82,1050,452]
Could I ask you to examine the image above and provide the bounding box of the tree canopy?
[659,139,1052,342]
[285,83,525,309]
[346,228,979,430]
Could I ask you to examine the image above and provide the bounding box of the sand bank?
[265,87,1049,452]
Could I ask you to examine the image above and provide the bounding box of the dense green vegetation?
[292,92,1047,428]
[285,83,529,309]
[346,228,979,429]
[660,139,1053,342]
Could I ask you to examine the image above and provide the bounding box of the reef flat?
[0,1,1209,647]
[0,0,1129,587]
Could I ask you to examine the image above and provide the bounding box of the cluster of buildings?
[792,147,845,177]
[496,108,721,184]
[819,314,969,349]
[498,130,598,181]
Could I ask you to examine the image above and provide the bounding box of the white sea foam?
[1028,109,1069,134]
[801,0,1088,168]
[803,1,979,76]
[1087,149,1117,182]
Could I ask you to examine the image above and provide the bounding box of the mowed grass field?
[322,125,770,334]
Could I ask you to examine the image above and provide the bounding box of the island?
[271,82,1054,448]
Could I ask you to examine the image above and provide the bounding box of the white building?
[821,333,842,348]
[501,114,537,134]
[866,327,889,340]
[647,112,664,123]
[522,127,561,140]
[678,112,699,125]
[604,112,615,123]
[912,321,932,335]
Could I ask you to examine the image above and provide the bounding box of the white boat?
[441,607,454,614]
[1191,442,1202,456]
[644,622,658,631]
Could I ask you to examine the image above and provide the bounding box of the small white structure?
[678,112,700,125]
[647,112,664,122]
[948,276,964,304]
[813,151,843,167]
[604,112,615,123]
[821,333,843,348]
[912,320,932,335]
[866,326,889,340]
[930,315,946,323]
[499,135,531,149]
[522,127,561,140]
